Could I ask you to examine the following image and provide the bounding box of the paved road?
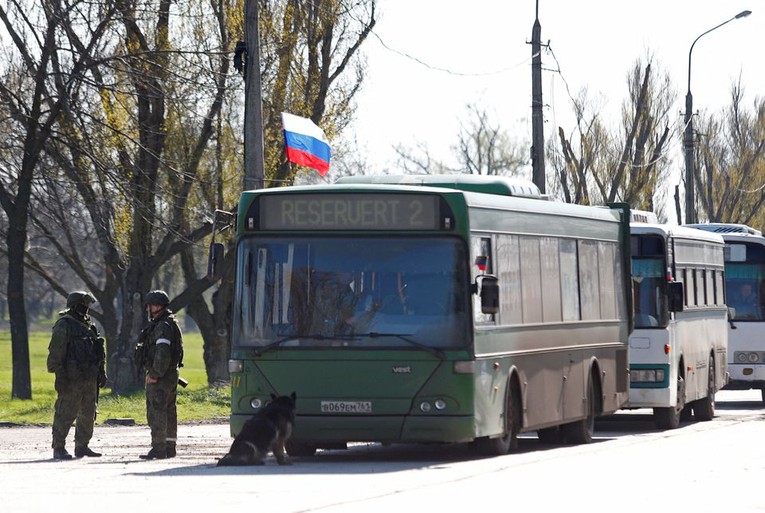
[2,390,764,512]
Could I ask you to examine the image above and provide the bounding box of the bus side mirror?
[479,275,499,315]
[668,282,684,313]
[207,242,225,279]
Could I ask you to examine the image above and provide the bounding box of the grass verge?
[0,330,230,425]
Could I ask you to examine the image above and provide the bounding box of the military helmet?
[145,290,170,306]
[66,291,96,308]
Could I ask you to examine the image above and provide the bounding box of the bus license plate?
[320,401,372,413]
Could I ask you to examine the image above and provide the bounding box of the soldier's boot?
[139,447,167,460]
[53,448,73,460]
[75,446,102,458]
[166,443,176,458]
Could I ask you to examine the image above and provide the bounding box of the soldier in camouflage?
[47,291,107,460]
[136,290,184,460]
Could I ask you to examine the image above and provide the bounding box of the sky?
[349,0,764,219]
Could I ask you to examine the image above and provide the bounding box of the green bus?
[212,174,631,456]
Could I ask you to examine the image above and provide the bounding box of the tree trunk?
[181,247,232,385]
[208,277,234,384]
[109,265,153,394]
[7,223,31,400]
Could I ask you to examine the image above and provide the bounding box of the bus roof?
[631,223,725,245]
[239,177,625,228]
[686,223,763,236]
[629,210,659,224]
[334,174,543,199]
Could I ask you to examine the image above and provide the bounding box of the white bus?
[687,223,765,403]
[629,214,728,429]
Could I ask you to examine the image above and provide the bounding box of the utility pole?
[530,0,545,194]
[683,10,752,224]
[244,0,266,190]
[683,87,695,224]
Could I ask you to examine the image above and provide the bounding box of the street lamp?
[684,10,751,224]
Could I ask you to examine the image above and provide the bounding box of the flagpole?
[244,0,265,190]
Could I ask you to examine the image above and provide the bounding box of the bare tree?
[0,0,381,394]
[547,89,606,205]
[394,103,527,177]
[453,104,527,176]
[695,81,765,225]
[0,0,116,398]
[0,0,236,393]
[550,58,674,213]
[262,0,377,186]
[393,141,452,175]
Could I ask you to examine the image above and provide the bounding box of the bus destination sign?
[260,193,441,231]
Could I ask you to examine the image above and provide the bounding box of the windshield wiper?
[353,332,446,360]
[254,334,358,356]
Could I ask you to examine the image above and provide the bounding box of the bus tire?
[474,379,520,456]
[654,374,685,429]
[562,377,595,445]
[693,355,716,421]
[285,440,317,457]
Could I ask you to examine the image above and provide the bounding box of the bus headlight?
[229,359,244,373]
[419,402,432,412]
[734,351,765,364]
[434,399,447,411]
[250,398,263,409]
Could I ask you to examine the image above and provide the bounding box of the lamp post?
[684,10,751,224]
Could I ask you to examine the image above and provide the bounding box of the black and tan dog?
[217,392,297,466]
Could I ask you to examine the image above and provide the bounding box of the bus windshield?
[632,258,668,328]
[631,234,668,328]
[232,236,471,349]
[726,242,765,321]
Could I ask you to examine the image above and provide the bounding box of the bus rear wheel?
[654,375,685,429]
[562,378,595,444]
[693,356,716,421]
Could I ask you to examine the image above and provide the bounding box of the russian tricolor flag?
[281,112,331,177]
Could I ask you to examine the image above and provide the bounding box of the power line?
[371,30,531,77]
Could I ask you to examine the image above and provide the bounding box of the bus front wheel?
[474,381,520,456]
[654,375,685,429]
[693,355,716,421]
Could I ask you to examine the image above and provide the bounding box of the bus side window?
[472,236,495,324]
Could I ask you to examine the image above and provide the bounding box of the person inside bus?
[310,270,374,336]
[732,282,762,320]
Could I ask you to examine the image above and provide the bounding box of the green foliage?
[0,331,230,425]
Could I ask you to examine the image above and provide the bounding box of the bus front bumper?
[724,364,765,389]
[230,414,476,444]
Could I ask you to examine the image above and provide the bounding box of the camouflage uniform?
[136,306,183,458]
[47,292,106,459]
